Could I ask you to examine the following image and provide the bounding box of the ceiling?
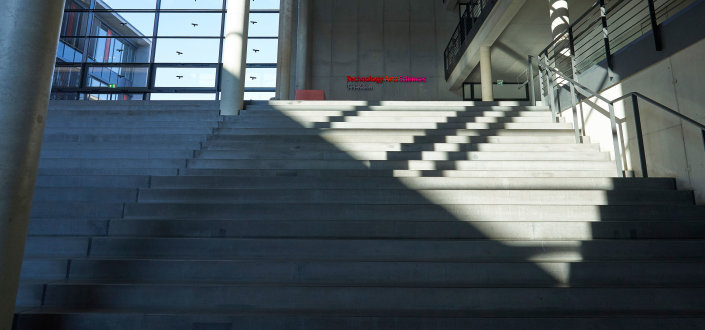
[466,0,595,82]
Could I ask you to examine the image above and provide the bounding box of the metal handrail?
[537,59,705,178]
[541,64,612,104]
[612,92,705,130]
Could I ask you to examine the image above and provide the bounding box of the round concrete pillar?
[221,0,250,115]
[0,0,66,329]
[295,0,311,91]
[480,46,494,102]
[276,0,295,100]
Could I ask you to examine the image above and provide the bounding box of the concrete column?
[0,1,65,329]
[276,0,294,100]
[548,0,571,84]
[221,0,250,115]
[480,46,494,102]
[295,0,311,91]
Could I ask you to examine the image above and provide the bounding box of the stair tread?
[18,101,701,325]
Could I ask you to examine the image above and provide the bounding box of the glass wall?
[52,0,279,101]
[245,0,279,100]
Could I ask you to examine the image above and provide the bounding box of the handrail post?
[537,55,546,105]
[608,102,625,177]
[569,82,581,143]
[543,53,559,123]
[567,26,582,142]
[567,25,578,81]
[631,94,649,177]
[647,0,663,51]
[598,0,614,71]
[528,55,536,105]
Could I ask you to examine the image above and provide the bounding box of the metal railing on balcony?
[538,0,695,81]
[529,0,704,177]
[443,0,498,80]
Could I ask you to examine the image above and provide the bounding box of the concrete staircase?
[14,100,705,329]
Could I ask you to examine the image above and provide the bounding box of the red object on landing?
[296,90,326,100]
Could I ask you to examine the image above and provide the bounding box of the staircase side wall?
[558,31,705,204]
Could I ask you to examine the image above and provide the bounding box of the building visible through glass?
[52,0,279,101]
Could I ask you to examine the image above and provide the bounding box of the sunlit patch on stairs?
[14,100,705,329]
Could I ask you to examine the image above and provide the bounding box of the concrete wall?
[553,1,705,203]
[307,0,459,101]
[560,38,705,204]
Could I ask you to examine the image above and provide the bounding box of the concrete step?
[37,168,179,176]
[151,176,674,190]
[208,134,580,144]
[39,158,186,169]
[213,127,575,136]
[31,202,124,219]
[42,134,207,143]
[107,219,705,239]
[178,168,621,178]
[122,203,705,221]
[40,142,203,150]
[186,159,618,171]
[11,312,705,330]
[45,120,220,129]
[194,150,611,161]
[203,142,601,152]
[15,283,44,308]
[20,259,69,281]
[239,109,554,118]
[263,100,538,107]
[23,237,90,258]
[47,111,221,121]
[43,127,214,135]
[28,219,109,236]
[136,188,693,206]
[37,259,705,286]
[246,104,550,112]
[40,149,194,159]
[222,120,563,129]
[34,188,138,202]
[49,100,220,111]
[226,116,556,125]
[31,284,705,315]
[36,175,150,188]
[78,237,705,261]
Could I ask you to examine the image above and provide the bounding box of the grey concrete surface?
[13,101,705,329]
[276,0,295,100]
[220,0,250,115]
[295,0,311,90]
[0,1,65,329]
[309,0,459,100]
